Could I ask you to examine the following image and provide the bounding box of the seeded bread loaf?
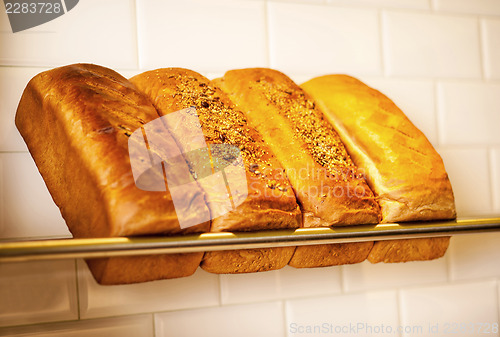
[130,68,302,273]
[215,68,381,267]
[301,74,456,262]
[15,64,209,284]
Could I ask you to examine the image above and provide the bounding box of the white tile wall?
[220,266,342,305]
[0,0,138,69]
[342,258,448,292]
[154,301,285,337]
[449,233,500,281]
[0,315,154,337]
[0,67,44,152]
[437,81,500,145]
[492,148,500,211]
[268,2,381,76]
[433,0,500,16]
[328,0,430,10]
[382,11,481,78]
[438,148,492,215]
[77,260,219,319]
[399,280,499,337]
[136,0,268,72]
[0,153,69,239]
[0,260,77,328]
[481,18,500,80]
[285,290,399,337]
[1,0,500,336]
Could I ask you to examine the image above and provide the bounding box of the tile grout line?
[151,313,156,337]
[477,16,486,80]
[281,300,288,337]
[339,265,346,293]
[378,9,386,78]
[217,274,223,307]
[396,289,403,337]
[264,0,272,68]
[432,79,442,148]
[132,0,141,70]
[487,148,496,212]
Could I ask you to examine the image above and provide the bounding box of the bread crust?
[217,68,381,268]
[302,75,456,263]
[367,238,450,263]
[130,68,302,273]
[15,64,208,284]
[302,75,456,223]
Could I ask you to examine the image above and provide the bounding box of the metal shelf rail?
[1,216,500,262]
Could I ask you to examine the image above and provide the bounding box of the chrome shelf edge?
[1,216,499,262]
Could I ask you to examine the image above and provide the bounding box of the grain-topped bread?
[130,68,302,273]
[15,64,209,284]
[302,74,456,262]
[215,68,381,267]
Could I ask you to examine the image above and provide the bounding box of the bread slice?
[302,74,456,262]
[216,68,380,267]
[130,68,301,273]
[15,64,209,284]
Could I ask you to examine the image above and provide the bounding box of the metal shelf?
[1,215,500,262]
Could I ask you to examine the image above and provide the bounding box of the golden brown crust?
[367,238,450,263]
[217,69,380,229]
[130,68,302,273]
[301,75,456,223]
[217,68,381,268]
[302,75,456,263]
[201,247,296,274]
[289,242,374,268]
[86,253,203,285]
[15,64,208,283]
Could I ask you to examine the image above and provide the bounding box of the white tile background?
[1,0,500,336]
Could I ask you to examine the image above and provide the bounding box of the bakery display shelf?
[1,215,499,263]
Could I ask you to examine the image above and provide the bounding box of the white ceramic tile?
[0,67,48,152]
[437,81,500,145]
[279,266,342,299]
[482,19,500,80]
[137,0,267,72]
[268,0,324,3]
[328,0,429,9]
[342,258,448,293]
[449,233,500,281]
[0,314,154,337]
[434,0,500,15]
[400,280,499,337]
[220,269,281,305]
[155,301,284,337]
[0,260,77,328]
[438,148,492,216]
[0,153,69,239]
[492,148,500,211]
[361,78,438,146]
[285,290,399,337]
[383,11,481,78]
[77,259,219,319]
[268,3,381,76]
[0,0,137,69]
[220,266,342,305]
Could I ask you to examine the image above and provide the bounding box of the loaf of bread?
[130,68,301,273]
[301,75,456,262]
[15,64,210,284]
[215,68,381,267]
